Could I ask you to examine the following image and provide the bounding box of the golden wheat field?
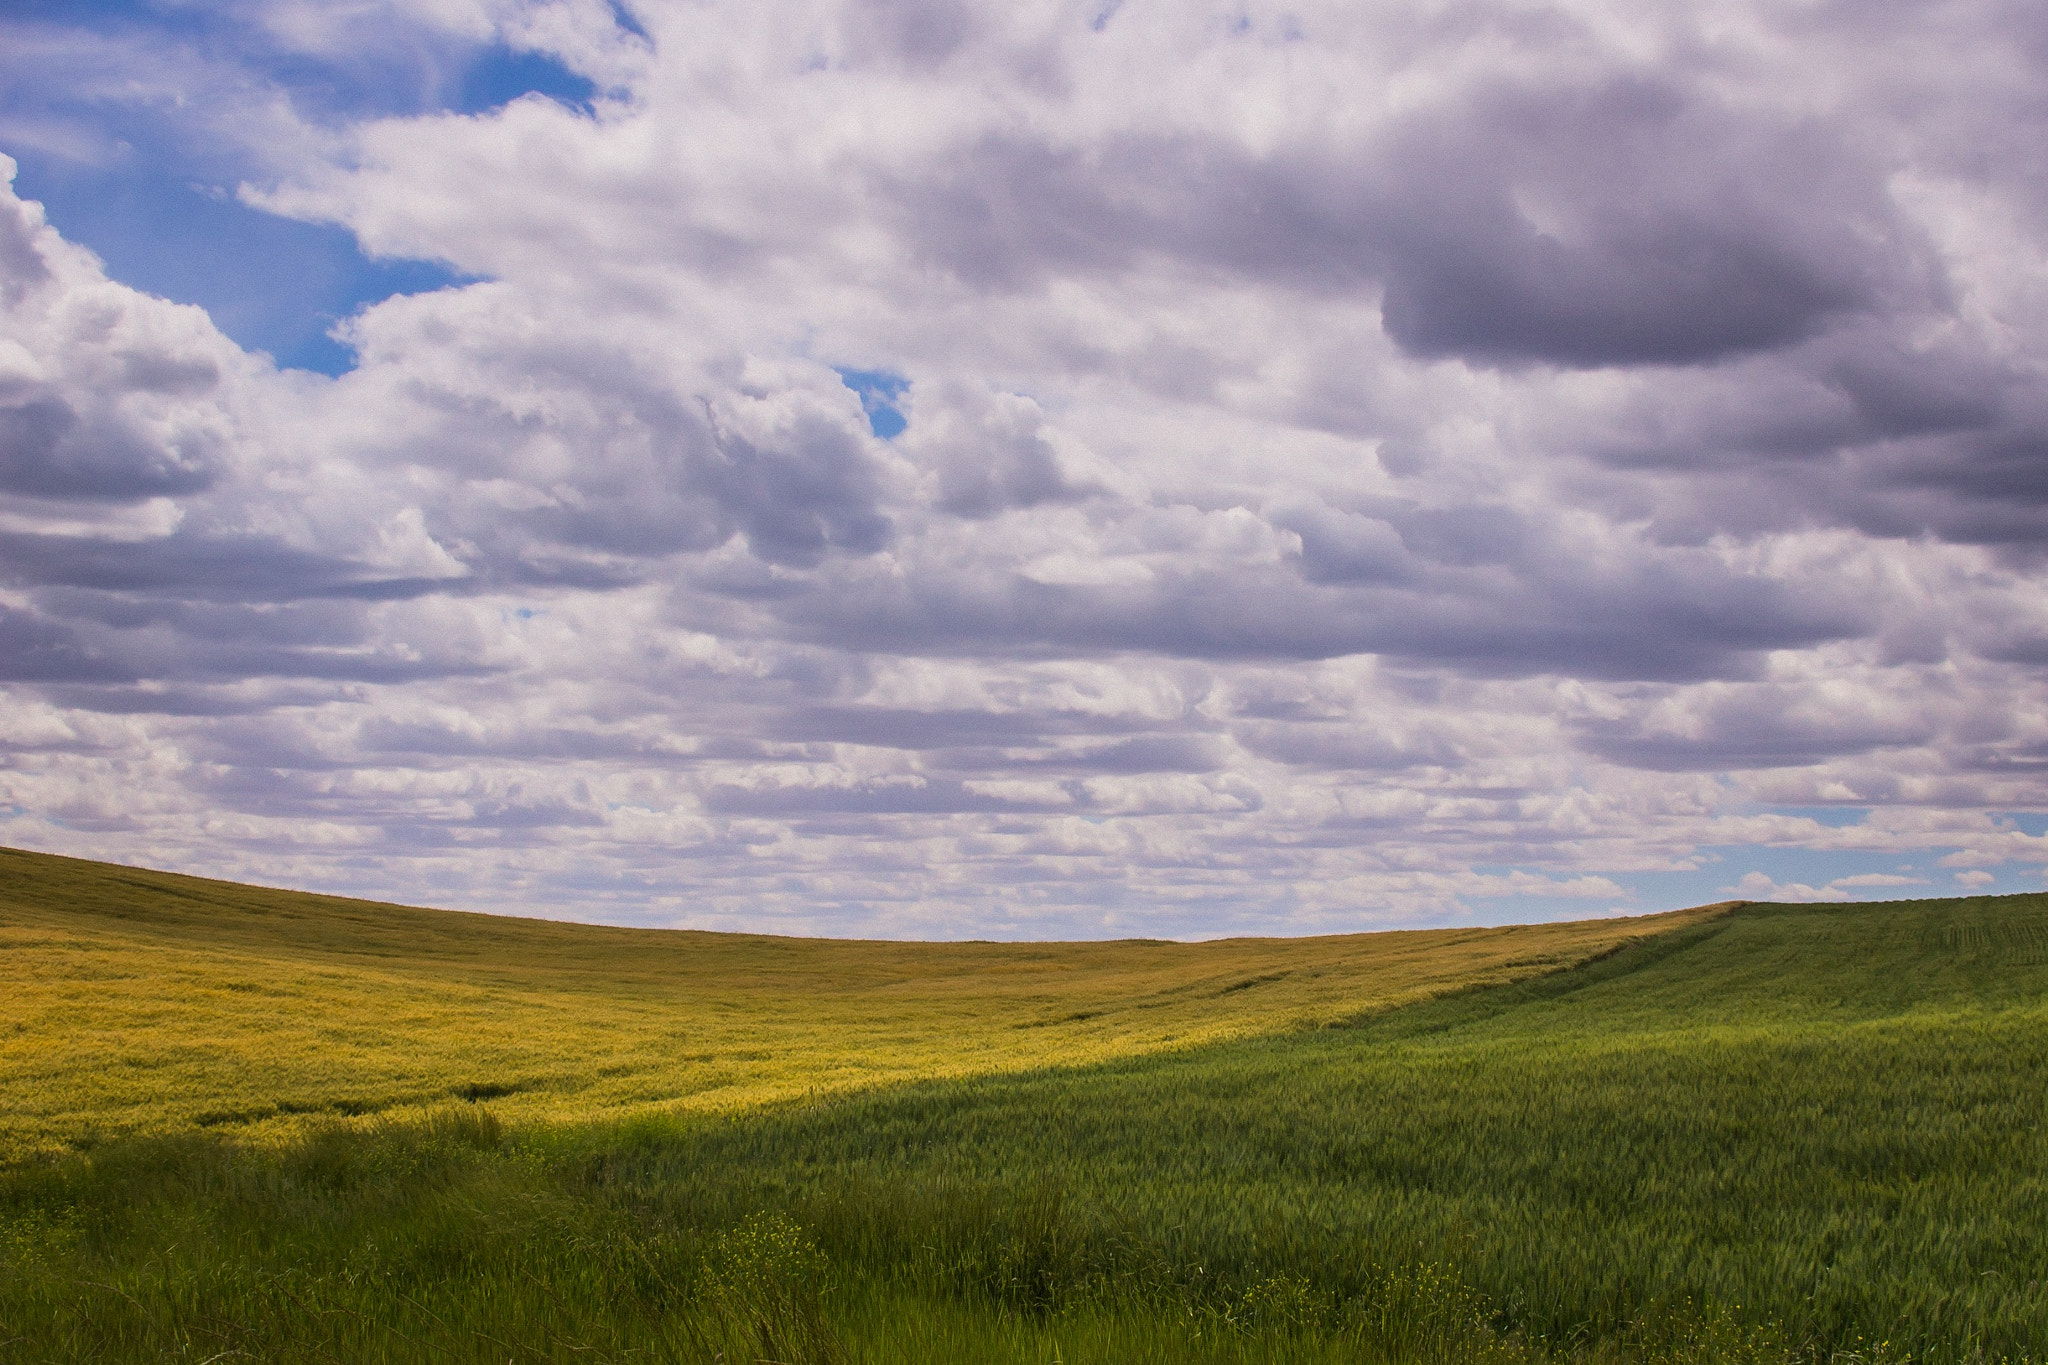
[0,845,1717,1157]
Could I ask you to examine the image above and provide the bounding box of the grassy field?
[0,845,1697,1157]
[3,849,2046,1363]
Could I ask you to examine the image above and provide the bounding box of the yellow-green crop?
[0,845,1708,1157]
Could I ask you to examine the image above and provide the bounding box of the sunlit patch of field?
[6,885,2047,1362]
[0,846,1711,1157]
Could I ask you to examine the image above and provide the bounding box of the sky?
[3,0,2048,938]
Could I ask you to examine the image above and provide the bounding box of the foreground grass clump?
[5,893,2045,1363]
[0,846,1698,1155]
[0,1110,1768,1364]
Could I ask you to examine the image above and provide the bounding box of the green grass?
[3,849,2045,1362]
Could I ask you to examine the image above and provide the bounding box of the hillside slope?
[1,886,2044,1361]
[0,846,1707,1157]
[717,892,2048,1358]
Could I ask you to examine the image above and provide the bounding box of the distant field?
[0,846,1698,1157]
[5,849,2045,1363]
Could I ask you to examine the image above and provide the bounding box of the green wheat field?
[2,846,2044,1362]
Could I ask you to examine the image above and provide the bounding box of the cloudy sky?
[3,0,2047,937]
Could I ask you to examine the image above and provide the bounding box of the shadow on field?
[6,893,2047,1363]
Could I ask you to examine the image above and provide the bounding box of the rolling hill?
[0,845,1699,1157]
[3,847,2044,1363]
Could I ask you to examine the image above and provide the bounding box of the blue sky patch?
[11,153,468,374]
[837,369,911,438]
[0,5,606,374]
[455,46,598,116]
[12,0,159,28]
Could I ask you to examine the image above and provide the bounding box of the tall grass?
[5,894,2045,1362]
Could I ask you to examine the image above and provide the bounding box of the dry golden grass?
[0,845,1724,1157]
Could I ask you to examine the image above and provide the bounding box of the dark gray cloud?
[0,604,132,682]
[774,705,1132,749]
[1237,720,1464,773]
[706,414,895,566]
[1267,502,1415,585]
[912,386,1095,520]
[42,682,345,716]
[1365,77,1907,367]
[882,64,1912,370]
[0,531,456,603]
[842,0,983,71]
[702,776,1059,816]
[0,384,222,503]
[1029,733,1225,774]
[732,517,1865,682]
[1577,692,1941,772]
